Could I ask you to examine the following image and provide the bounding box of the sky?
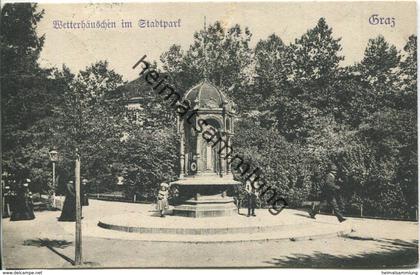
[36,1,416,81]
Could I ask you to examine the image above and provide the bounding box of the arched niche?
[200,118,222,174]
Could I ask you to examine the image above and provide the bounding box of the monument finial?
[203,16,209,80]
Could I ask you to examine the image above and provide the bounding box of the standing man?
[309,163,346,223]
[245,181,258,217]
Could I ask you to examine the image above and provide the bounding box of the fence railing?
[88,193,153,204]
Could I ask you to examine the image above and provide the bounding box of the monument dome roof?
[184,79,230,109]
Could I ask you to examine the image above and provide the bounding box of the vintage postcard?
[1,0,418,272]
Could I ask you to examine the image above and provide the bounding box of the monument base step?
[93,208,354,243]
[173,202,237,218]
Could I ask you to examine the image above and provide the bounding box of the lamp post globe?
[48,149,59,162]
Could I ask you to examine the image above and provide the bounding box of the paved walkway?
[90,202,351,242]
[2,200,418,268]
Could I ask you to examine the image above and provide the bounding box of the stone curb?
[94,221,353,243]
[97,220,312,235]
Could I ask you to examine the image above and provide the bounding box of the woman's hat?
[160,183,169,188]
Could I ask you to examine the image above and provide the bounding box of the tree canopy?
[1,5,417,219]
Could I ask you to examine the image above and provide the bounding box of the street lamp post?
[4,186,11,217]
[49,149,59,209]
[2,172,11,217]
[75,150,82,265]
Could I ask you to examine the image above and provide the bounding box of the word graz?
[132,55,288,215]
[369,14,395,28]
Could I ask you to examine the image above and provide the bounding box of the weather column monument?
[171,79,240,218]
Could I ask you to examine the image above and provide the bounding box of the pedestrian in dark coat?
[58,180,77,222]
[10,179,35,221]
[81,179,89,206]
[309,164,347,223]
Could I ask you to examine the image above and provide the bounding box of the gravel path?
[2,200,418,269]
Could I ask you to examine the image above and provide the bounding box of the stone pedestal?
[173,195,237,218]
[171,175,239,218]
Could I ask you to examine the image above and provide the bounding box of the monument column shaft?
[226,135,232,174]
[180,132,185,179]
[219,137,225,176]
[195,128,202,174]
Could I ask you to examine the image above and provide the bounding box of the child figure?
[157,183,169,217]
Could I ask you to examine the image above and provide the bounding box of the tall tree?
[357,35,401,110]
[397,35,417,110]
[359,35,400,86]
[270,18,344,141]
[52,61,127,191]
[252,34,291,126]
[1,3,59,189]
[395,35,417,216]
[1,3,44,76]
[289,18,344,84]
[160,21,254,111]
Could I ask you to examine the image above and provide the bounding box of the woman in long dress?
[10,179,35,221]
[81,180,89,206]
[58,180,76,221]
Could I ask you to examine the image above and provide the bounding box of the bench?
[301,201,320,207]
[32,201,48,211]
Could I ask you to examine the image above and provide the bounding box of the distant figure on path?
[157,183,169,217]
[58,180,77,222]
[309,164,347,223]
[28,191,35,213]
[81,179,89,206]
[245,182,258,217]
[10,179,35,221]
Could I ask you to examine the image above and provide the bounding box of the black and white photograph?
[1,1,418,271]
